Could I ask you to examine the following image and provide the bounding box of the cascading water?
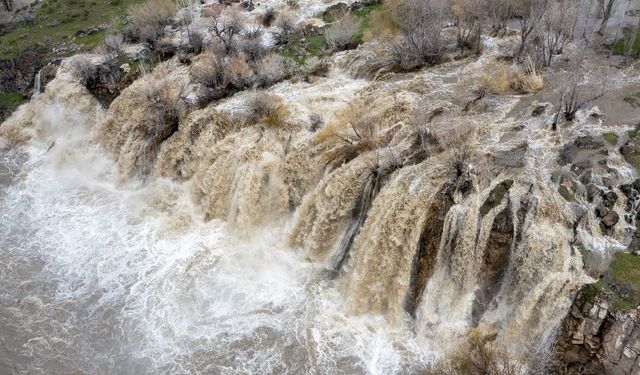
[1,15,638,373]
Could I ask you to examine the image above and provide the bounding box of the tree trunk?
[599,0,616,34]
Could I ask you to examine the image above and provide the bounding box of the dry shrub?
[70,55,97,85]
[0,123,30,150]
[442,121,476,180]
[190,50,224,87]
[274,10,295,44]
[253,53,293,87]
[140,69,182,143]
[259,6,276,27]
[100,33,125,56]
[210,5,247,54]
[318,99,396,168]
[129,0,177,27]
[428,330,524,375]
[246,92,289,127]
[225,52,254,88]
[325,14,360,51]
[476,60,543,95]
[239,26,266,61]
[285,0,299,9]
[187,28,205,54]
[387,0,447,70]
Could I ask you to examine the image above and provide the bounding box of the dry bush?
[186,27,205,54]
[259,6,276,27]
[430,331,524,374]
[129,0,177,27]
[70,55,98,85]
[387,0,447,71]
[325,14,360,51]
[317,99,396,168]
[442,121,476,180]
[125,0,177,46]
[0,124,30,150]
[225,52,255,88]
[475,59,543,95]
[253,53,294,87]
[274,10,296,44]
[246,92,289,127]
[408,106,443,154]
[210,5,247,54]
[451,0,487,51]
[535,0,578,67]
[309,113,323,132]
[285,0,299,9]
[100,33,125,56]
[140,71,182,142]
[190,50,225,87]
[239,26,266,61]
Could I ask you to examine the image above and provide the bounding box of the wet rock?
[602,176,615,189]
[603,191,618,209]
[35,62,59,94]
[603,211,620,227]
[596,204,609,218]
[621,136,640,170]
[491,144,527,168]
[571,160,593,176]
[575,136,605,150]
[480,179,513,217]
[580,169,593,185]
[559,136,605,166]
[587,184,602,202]
[558,175,578,201]
[531,104,547,117]
[551,284,640,375]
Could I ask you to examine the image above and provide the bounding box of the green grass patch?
[282,35,327,65]
[0,0,142,59]
[579,252,640,312]
[0,92,27,108]
[612,35,640,57]
[628,123,640,139]
[609,252,640,311]
[602,132,618,145]
[352,2,385,44]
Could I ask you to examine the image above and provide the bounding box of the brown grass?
[246,92,290,128]
[475,60,543,95]
[425,330,525,375]
[129,0,177,26]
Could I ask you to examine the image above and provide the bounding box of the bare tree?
[325,14,360,51]
[450,0,487,52]
[487,0,513,32]
[512,0,550,58]
[388,0,448,70]
[598,0,616,34]
[536,0,579,67]
[1,0,13,12]
[209,5,246,54]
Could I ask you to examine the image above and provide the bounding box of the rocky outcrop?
[552,286,640,375]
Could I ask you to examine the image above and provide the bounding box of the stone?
[596,204,609,218]
[603,211,620,227]
[559,175,577,201]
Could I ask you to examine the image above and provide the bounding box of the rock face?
[552,286,640,375]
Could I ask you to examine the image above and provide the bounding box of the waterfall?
[1,27,633,374]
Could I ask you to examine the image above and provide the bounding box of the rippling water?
[0,113,428,374]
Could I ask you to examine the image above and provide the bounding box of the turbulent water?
[2,10,639,372]
[0,73,433,375]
